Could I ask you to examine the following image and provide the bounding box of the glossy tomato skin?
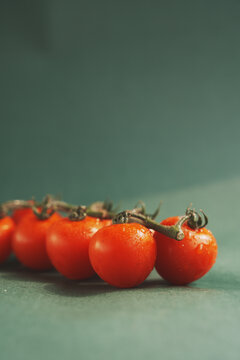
[12,212,61,270]
[0,216,15,263]
[154,216,218,285]
[89,223,157,288]
[46,216,112,280]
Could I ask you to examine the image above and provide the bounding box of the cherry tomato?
[89,223,157,288]
[12,208,34,224]
[46,216,112,280]
[154,216,218,285]
[0,216,15,264]
[12,212,61,270]
[12,200,35,224]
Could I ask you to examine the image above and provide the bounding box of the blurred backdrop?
[1,0,240,204]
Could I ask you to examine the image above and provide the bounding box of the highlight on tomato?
[89,223,157,288]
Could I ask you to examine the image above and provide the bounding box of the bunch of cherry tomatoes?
[0,196,218,288]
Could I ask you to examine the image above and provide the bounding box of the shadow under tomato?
[44,278,117,297]
[0,264,104,285]
[1,256,237,297]
[1,259,174,297]
[0,259,58,283]
[44,269,240,298]
[43,277,180,298]
[0,255,22,273]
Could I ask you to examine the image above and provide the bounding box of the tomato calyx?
[61,200,118,221]
[32,195,56,220]
[68,205,87,221]
[113,207,209,241]
[132,200,162,220]
[33,197,118,221]
[185,207,208,229]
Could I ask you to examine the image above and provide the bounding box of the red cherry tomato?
[12,200,35,224]
[46,216,112,280]
[12,212,61,270]
[154,216,218,285]
[0,216,15,263]
[89,223,157,288]
[12,208,34,224]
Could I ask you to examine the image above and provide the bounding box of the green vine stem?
[0,196,119,221]
[113,208,208,241]
[32,197,118,221]
[0,196,208,235]
[0,200,33,219]
[32,197,154,221]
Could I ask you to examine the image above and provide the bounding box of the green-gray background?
[1,1,240,360]
[1,0,240,203]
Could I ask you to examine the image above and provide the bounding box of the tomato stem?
[113,211,186,240]
[0,196,119,221]
[32,197,118,220]
[53,201,117,220]
[0,196,208,233]
[0,200,33,218]
[112,208,208,241]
